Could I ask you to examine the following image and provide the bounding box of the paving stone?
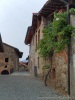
[0,72,70,100]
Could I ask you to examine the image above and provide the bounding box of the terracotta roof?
[14,48,23,58]
[38,0,65,18]
[19,62,28,67]
[3,43,23,58]
[25,13,38,45]
[38,0,75,18]
[25,26,33,44]
[32,13,38,30]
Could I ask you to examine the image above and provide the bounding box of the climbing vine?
[69,8,75,14]
[37,9,75,58]
[42,65,50,70]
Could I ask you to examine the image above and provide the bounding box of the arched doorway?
[1,70,9,75]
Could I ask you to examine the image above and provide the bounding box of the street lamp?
[60,0,70,96]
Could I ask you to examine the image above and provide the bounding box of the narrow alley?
[0,72,69,100]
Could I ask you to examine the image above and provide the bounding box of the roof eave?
[25,13,38,45]
[14,48,23,58]
[0,34,4,52]
[38,0,65,18]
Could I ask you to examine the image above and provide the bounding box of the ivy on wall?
[37,9,75,58]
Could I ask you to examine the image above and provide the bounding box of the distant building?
[0,43,23,74]
[19,61,28,71]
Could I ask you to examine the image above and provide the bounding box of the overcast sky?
[0,0,47,61]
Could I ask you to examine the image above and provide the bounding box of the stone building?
[25,0,75,98]
[0,43,23,74]
[19,61,28,71]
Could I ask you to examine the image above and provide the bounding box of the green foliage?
[37,9,75,58]
[42,65,50,70]
[69,8,75,14]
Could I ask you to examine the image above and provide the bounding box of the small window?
[38,29,40,42]
[5,58,9,62]
[36,35,37,48]
[52,68,56,79]
[5,65,7,68]
[38,57,39,68]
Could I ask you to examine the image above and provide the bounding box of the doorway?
[1,70,9,75]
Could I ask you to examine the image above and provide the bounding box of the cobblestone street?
[0,72,69,100]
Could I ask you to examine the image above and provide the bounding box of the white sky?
[0,0,47,61]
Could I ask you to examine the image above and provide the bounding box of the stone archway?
[1,70,9,75]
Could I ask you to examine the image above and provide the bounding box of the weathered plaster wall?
[29,16,47,76]
[29,36,35,74]
[34,17,46,76]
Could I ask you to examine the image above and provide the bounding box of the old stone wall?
[0,44,19,74]
[42,50,68,94]
[14,55,19,71]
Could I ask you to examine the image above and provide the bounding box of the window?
[38,57,39,68]
[35,30,37,33]
[36,35,37,48]
[38,29,40,42]
[5,65,7,68]
[37,18,41,28]
[5,58,9,62]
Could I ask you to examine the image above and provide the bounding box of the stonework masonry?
[0,43,19,74]
[46,50,68,94]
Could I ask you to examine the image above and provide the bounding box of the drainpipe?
[60,0,70,95]
[67,5,70,96]
[68,34,70,96]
